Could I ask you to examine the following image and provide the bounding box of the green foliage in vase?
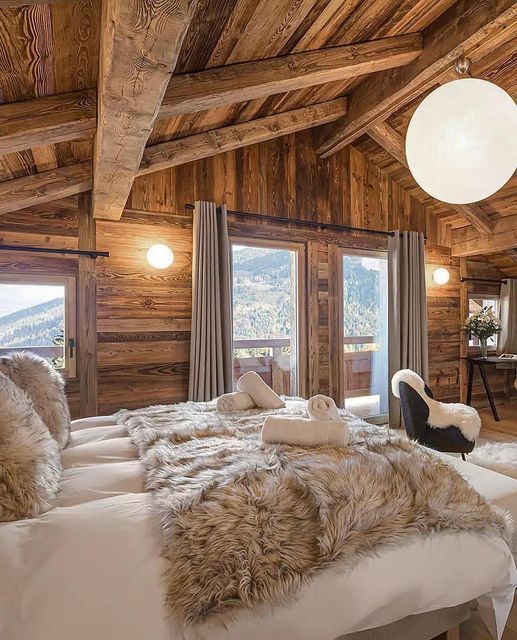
[461,306,501,341]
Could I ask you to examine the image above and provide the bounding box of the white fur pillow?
[0,352,71,449]
[0,372,61,522]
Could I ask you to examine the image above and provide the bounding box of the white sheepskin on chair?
[391,369,481,442]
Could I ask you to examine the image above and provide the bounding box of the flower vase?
[479,338,488,359]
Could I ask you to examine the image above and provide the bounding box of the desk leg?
[478,363,500,422]
[466,361,474,406]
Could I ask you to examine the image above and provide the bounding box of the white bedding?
[0,410,516,640]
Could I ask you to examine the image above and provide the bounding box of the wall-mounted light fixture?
[147,244,174,269]
[432,267,450,285]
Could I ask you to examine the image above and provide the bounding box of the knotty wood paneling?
[0,131,460,416]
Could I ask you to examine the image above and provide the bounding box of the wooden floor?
[479,403,517,442]
[462,403,516,640]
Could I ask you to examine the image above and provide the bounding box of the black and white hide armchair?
[391,370,480,459]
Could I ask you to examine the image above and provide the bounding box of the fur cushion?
[392,369,481,441]
[0,352,71,449]
[0,372,61,522]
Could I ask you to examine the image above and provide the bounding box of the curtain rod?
[460,277,507,284]
[185,203,395,238]
[0,244,109,259]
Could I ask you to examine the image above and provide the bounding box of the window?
[231,240,304,397]
[0,275,77,377]
[342,250,389,420]
[468,296,500,350]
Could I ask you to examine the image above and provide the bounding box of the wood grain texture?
[159,34,422,117]
[92,0,198,220]
[366,121,495,235]
[0,162,92,215]
[138,99,347,175]
[452,214,517,256]
[0,0,73,5]
[318,0,517,155]
[78,191,97,417]
[0,90,96,154]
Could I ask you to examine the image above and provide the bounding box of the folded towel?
[237,371,285,409]
[216,391,255,413]
[307,394,341,421]
[262,416,350,447]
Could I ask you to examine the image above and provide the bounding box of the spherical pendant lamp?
[406,61,517,205]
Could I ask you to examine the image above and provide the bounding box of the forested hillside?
[0,298,63,348]
[232,247,380,347]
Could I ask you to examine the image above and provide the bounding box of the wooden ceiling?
[0,0,515,255]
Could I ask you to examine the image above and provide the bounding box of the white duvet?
[0,413,516,640]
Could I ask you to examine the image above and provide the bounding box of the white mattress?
[0,414,516,640]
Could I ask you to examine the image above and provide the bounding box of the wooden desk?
[466,356,517,422]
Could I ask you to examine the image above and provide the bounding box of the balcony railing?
[232,335,378,399]
[343,335,375,397]
[233,337,292,396]
[0,345,62,359]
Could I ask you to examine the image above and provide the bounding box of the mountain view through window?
[0,283,65,367]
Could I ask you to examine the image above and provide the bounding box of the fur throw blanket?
[0,351,71,448]
[392,369,481,441]
[0,372,61,522]
[117,400,512,629]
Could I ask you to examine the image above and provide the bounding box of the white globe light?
[147,244,174,269]
[406,79,517,204]
[432,267,450,286]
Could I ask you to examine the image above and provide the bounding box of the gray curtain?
[388,231,429,426]
[188,201,233,401]
[497,279,517,356]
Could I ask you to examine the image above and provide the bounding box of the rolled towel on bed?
[262,416,350,447]
[307,394,341,421]
[237,371,285,409]
[216,391,255,413]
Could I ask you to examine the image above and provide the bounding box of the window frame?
[0,273,77,379]
[466,293,501,354]
[229,235,307,398]
[339,246,389,423]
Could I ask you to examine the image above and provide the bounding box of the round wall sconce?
[147,244,174,269]
[406,58,517,204]
[432,267,450,285]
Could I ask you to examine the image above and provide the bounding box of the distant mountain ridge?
[0,298,64,348]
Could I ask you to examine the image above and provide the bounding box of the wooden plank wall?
[0,130,460,416]
[0,200,80,415]
[464,257,515,408]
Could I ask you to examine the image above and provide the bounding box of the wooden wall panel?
[1,129,460,418]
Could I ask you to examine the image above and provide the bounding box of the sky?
[0,284,64,319]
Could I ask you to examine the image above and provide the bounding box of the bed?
[0,404,516,640]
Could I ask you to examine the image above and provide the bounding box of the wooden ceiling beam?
[451,214,517,256]
[138,99,347,176]
[0,163,92,216]
[0,34,419,155]
[158,34,422,119]
[0,0,70,6]
[367,121,496,236]
[318,0,517,157]
[0,90,96,155]
[0,100,346,215]
[92,0,198,221]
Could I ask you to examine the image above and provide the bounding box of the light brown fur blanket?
[117,400,513,628]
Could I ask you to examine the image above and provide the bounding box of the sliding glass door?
[231,241,302,397]
[342,250,389,420]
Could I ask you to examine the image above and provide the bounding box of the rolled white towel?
[307,394,340,421]
[216,391,255,413]
[262,416,350,447]
[237,371,285,409]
